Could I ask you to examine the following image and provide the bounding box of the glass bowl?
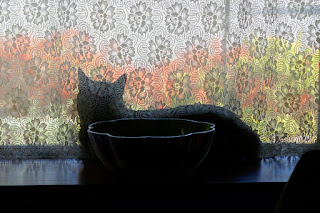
[87,118,215,176]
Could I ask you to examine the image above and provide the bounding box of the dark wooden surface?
[0,157,299,185]
[0,157,300,213]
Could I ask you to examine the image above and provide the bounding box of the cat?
[77,68,261,172]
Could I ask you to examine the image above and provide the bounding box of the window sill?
[0,157,298,212]
[0,157,299,185]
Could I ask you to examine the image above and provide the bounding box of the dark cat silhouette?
[77,68,261,171]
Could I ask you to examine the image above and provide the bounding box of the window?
[0,0,318,158]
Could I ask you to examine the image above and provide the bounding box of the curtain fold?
[0,0,318,158]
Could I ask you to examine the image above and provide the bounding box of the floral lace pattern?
[0,0,318,158]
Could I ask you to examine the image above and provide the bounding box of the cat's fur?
[77,68,261,170]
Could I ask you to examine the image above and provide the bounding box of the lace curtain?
[0,0,318,158]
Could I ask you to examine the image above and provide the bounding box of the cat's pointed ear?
[113,74,126,99]
[78,67,89,84]
[114,73,127,90]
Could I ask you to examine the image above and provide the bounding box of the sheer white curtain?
[0,0,318,158]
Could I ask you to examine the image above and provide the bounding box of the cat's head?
[77,67,127,122]
[78,67,126,98]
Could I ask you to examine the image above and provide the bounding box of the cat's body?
[77,68,261,170]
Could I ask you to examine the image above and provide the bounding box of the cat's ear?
[113,74,126,99]
[78,67,90,84]
[114,73,127,90]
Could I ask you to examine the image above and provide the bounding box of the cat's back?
[134,104,245,128]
